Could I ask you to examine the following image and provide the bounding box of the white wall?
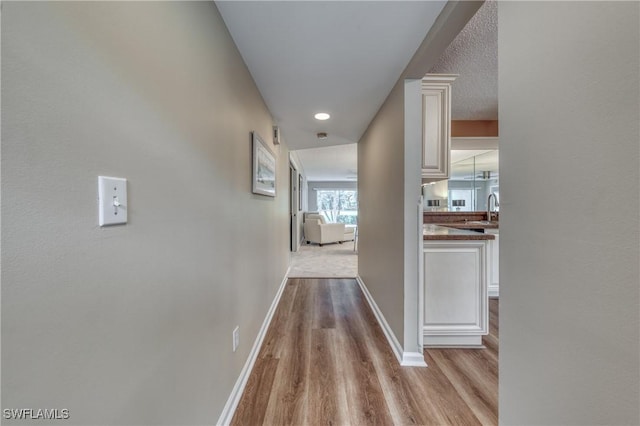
[1,3,289,424]
[307,181,358,212]
[499,2,639,424]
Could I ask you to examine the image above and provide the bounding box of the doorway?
[289,163,299,252]
[288,145,358,277]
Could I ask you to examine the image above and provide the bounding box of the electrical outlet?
[232,326,239,352]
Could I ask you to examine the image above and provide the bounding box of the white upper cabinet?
[421,74,457,180]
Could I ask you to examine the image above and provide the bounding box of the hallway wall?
[357,1,482,359]
[499,2,639,424]
[358,80,408,348]
[1,3,289,424]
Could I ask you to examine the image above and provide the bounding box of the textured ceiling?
[430,0,498,120]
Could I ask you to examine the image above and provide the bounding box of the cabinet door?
[423,241,488,339]
[421,75,456,180]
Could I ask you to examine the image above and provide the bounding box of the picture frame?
[252,131,276,197]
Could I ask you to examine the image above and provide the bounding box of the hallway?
[231,278,498,425]
[289,243,358,278]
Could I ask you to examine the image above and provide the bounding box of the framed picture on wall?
[252,131,276,197]
[298,174,303,211]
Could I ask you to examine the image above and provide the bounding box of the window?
[316,190,358,225]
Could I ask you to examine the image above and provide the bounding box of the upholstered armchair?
[304,214,353,246]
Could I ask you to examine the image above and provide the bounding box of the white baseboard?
[356,276,426,367]
[488,287,499,298]
[401,352,428,367]
[356,276,408,366]
[216,266,290,426]
[424,334,484,347]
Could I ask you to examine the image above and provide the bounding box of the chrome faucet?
[487,193,499,222]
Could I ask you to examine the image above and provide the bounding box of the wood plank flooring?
[231,278,498,425]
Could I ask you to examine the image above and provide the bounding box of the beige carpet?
[289,241,357,278]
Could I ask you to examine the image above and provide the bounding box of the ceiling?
[430,0,497,120]
[217,1,497,180]
[294,144,357,182]
[217,1,447,150]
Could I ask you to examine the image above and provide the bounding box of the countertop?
[431,221,499,230]
[423,224,495,241]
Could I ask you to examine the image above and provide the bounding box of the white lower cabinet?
[486,229,499,298]
[423,240,489,347]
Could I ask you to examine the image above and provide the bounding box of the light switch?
[98,176,127,226]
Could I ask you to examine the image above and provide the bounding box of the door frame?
[289,163,299,252]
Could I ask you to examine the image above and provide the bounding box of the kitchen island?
[424,212,500,297]
[422,225,494,347]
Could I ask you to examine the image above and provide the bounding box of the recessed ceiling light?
[314,112,330,121]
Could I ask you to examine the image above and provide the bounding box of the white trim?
[488,288,500,298]
[401,352,428,367]
[356,276,427,368]
[417,197,425,353]
[216,267,291,426]
[404,80,425,361]
[424,335,484,347]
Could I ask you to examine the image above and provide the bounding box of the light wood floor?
[231,278,498,425]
